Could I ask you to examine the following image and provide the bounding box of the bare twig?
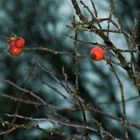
[111,64,129,140]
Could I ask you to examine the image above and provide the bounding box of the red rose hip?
[8,37,16,48]
[15,37,25,48]
[90,47,104,61]
[9,47,23,56]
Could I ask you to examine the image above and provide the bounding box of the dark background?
[0,0,140,139]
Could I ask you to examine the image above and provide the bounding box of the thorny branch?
[0,0,140,139]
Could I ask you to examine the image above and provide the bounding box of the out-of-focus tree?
[0,0,140,140]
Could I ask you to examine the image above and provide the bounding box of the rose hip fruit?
[8,37,16,48]
[90,47,104,61]
[9,47,23,56]
[15,37,25,48]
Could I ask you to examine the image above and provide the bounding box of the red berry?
[8,37,16,48]
[9,40,16,48]
[90,47,104,61]
[15,37,25,48]
[9,47,23,56]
